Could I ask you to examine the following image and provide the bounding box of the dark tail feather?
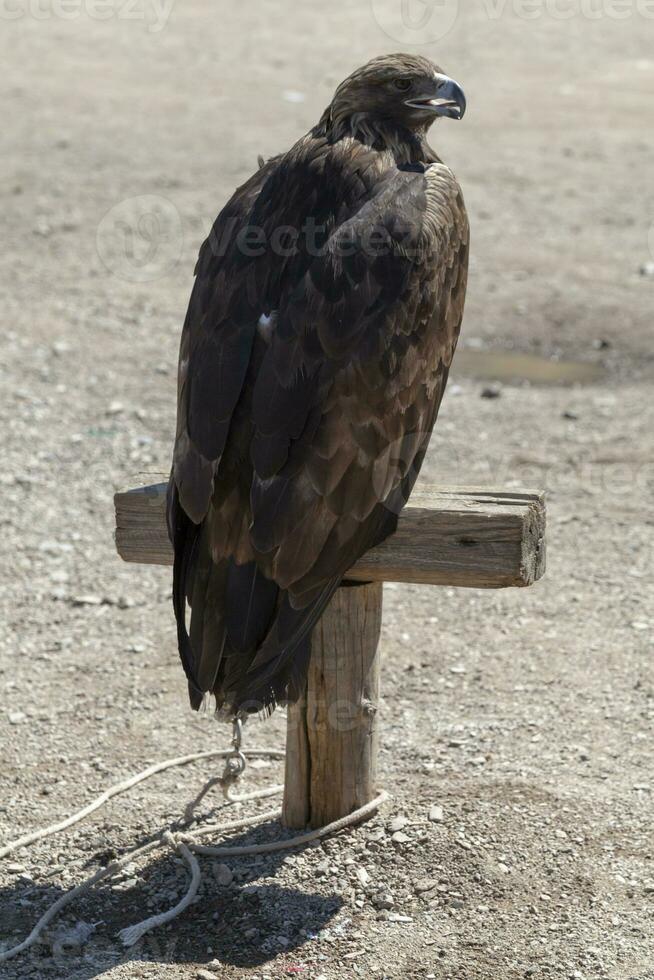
[226,503,400,714]
[232,633,314,716]
[225,561,279,653]
[168,485,404,717]
[167,479,204,708]
[228,576,342,715]
[167,474,330,715]
[190,546,229,697]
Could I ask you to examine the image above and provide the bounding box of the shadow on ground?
[0,814,343,978]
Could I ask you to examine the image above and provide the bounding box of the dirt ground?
[1,1,653,978]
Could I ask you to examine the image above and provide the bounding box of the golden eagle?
[167,53,469,715]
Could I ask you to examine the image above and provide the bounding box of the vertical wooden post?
[282,582,383,829]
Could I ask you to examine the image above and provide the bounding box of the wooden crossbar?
[114,482,546,590]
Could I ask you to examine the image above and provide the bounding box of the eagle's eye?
[393,78,412,92]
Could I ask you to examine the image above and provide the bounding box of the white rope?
[0,749,387,964]
[0,838,163,963]
[188,792,388,857]
[0,748,283,861]
[182,807,284,840]
[116,793,388,950]
[223,782,284,804]
[118,834,201,947]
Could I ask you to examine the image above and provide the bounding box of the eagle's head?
[327,53,466,136]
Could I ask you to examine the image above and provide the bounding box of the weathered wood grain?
[282,583,383,829]
[114,481,546,589]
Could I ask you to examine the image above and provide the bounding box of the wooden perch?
[283,583,383,829]
[114,478,546,828]
[114,482,546,590]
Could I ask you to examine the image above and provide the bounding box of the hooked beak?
[405,74,467,121]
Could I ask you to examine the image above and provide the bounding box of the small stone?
[315,860,330,876]
[449,898,465,909]
[456,839,472,851]
[39,539,73,555]
[8,712,27,725]
[428,806,444,823]
[71,594,102,607]
[214,863,233,887]
[391,831,411,845]
[113,877,139,891]
[196,970,218,980]
[51,921,98,953]
[6,863,26,874]
[639,261,654,277]
[355,867,370,887]
[481,384,502,399]
[388,815,409,833]
[414,878,439,895]
[282,89,306,103]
